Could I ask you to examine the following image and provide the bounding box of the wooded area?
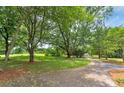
[0,6,124,63]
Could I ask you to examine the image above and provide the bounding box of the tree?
[18,7,48,63]
[108,26,124,62]
[49,7,91,58]
[90,6,113,59]
[0,6,21,62]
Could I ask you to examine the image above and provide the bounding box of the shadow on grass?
[0,54,90,73]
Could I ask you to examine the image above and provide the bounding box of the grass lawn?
[116,78,124,83]
[0,54,90,73]
[92,55,124,65]
[100,58,124,65]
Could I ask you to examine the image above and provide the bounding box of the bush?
[45,48,61,57]
[72,47,86,58]
[108,49,122,58]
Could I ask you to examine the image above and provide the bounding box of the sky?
[105,6,124,27]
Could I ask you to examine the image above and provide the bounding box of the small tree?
[108,26,124,62]
[0,6,21,62]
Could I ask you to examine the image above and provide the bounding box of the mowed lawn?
[92,55,124,65]
[100,58,124,65]
[0,54,90,73]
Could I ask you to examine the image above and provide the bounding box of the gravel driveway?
[0,59,124,87]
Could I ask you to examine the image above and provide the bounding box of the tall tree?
[49,7,91,58]
[18,7,48,63]
[90,6,113,59]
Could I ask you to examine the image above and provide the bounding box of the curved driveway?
[0,59,124,87]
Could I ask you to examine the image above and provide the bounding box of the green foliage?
[107,49,122,58]
[48,7,94,57]
[11,46,26,54]
[0,7,21,61]
[108,26,124,47]
[106,26,124,61]
[0,7,20,41]
[44,47,62,57]
[1,6,123,63]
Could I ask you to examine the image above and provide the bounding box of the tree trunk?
[98,50,101,59]
[67,50,71,58]
[122,47,124,62]
[105,56,108,60]
[29,48,34,63]
[4,39,16,62]
[4,27,20,62]
[105,51,108,60]
[67,54,71,58]
[76,55,78,58]
[4,39,9,61]
[55,47,60,56]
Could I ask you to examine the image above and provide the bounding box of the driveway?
[0,59,124,87]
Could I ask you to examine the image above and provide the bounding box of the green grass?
[108,58,123,62]
[92,55,124,65]
[0,54,90,73]
[101,58,124,65]
[116,78,124,83]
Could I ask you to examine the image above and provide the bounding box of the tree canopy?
[1,6,124,62]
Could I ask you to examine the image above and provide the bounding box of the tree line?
[0,6,124,63]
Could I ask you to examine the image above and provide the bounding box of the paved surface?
[0,59,124,87]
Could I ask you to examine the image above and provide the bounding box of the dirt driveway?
[0,60,124,87]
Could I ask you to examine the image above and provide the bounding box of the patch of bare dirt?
[0,67,28,81]
[109,69,124,87]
